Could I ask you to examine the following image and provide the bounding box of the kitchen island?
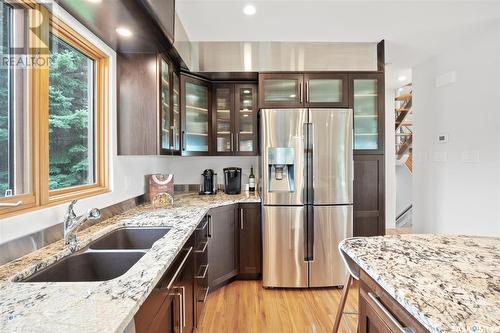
[340,234,500,333]
[0,192,260,333]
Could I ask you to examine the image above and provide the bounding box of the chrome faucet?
[63,200,101,246]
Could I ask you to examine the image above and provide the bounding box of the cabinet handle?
[240,209,244,230]
[179,286,186,328]
[182,131,186,150]
[367,292,414,333]
[198,287,210,303]
[175,291,183,333]
[207,215,212,238]
[306,81,309,102]
[194,241,208,254]
[157,247,193,292]
[195,264,209,279]
[236,133,239,151]
[299,82,303,103]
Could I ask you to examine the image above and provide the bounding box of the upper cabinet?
[349,73,384,154]
[181,75,211,156]
[212,83,258,156]
[159,56,181,155]
[118,53,180,155]
[258,73,348,109]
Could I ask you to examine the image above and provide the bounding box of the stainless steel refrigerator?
[261,108,353,288]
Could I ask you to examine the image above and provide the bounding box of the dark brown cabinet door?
[258,73,304,108]
[304,73,348,108]
[175,249,195,333]
[181,75,211,156]
[234,84,258,156]
[207,205,238,290]
[349,73,385,154]
[354,155,385,237]
[238,203,262,278]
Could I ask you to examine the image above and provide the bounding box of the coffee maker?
[200,169,217,195]
[223,167,242,195]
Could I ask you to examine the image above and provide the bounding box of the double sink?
[22,227,170,283]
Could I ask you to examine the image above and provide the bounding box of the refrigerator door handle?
[305,205,314,261]
[304,121,314,204]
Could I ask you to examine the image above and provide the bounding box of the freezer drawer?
[309,205,353,287]
[262,206,308,288]
[309,109,353,205]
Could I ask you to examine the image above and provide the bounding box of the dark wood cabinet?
[194,217,209,327]
[207,205,238,290]
[354,155,385,237]
[359,270,429,333]
[181,75,212,156]
[258,73,304,108]
[118,52,180,155]
[304,73,349,107]
[135,236,195,333]
[212,83,258,156]
[258,73,349,109]
[238,203,262,278]
[349,72,385,154]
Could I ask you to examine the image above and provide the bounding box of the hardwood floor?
[197,280,358,333]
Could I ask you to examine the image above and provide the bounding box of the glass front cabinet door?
[212,83,258,156]
[159,57,171,152]
[235,84,258,155]
[181,75,211,155]
[172,72,181,151]
[304,74,348,107]
[258,74,304,108]
[213,84,234,155]
[350,73,383,153]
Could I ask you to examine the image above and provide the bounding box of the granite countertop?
[0,192,260,333]
[340,234,500,333]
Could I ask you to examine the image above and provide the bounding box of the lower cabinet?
[354,155,385,237]
[238,203,262,279]
[359,270,428,333]
[135,203,262,332]
[135,236,195,333]
[207,205,239,290]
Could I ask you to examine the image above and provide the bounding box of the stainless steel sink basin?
[89,227,170,250]
[23,251,145,282]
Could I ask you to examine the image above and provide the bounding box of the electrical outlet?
[437,134,448,143]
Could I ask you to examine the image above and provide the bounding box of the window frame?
[0,3,109,217]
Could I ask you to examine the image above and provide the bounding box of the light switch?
[437,134,448,143]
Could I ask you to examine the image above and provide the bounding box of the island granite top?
[0,192,260,333]
[340,234,500,333]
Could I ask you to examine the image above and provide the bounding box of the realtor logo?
[1,2,51,69]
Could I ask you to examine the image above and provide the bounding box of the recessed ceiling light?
[116,27,133,37]
[243,4,256,16]
[398,75,407,82]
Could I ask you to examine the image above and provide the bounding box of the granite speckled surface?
[0,192,260,333]
[340,234,500,333]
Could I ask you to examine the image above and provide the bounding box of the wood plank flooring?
[197,280,358,333]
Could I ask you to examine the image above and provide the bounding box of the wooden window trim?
[0,4,109,218]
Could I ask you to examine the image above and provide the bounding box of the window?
[49,34,95,191]
[0,3,108,216]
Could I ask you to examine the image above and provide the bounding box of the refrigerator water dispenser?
[267,147,295,192]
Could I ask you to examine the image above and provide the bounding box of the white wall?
[412,21,500,236]
[395,165,412,215]
[0,4,257,245]
[385,85,396,229]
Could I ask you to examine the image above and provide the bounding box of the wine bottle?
[249,166,255,192]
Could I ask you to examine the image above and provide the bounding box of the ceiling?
[176,0,500,88]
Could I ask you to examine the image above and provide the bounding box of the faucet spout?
[63,200,101,246]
